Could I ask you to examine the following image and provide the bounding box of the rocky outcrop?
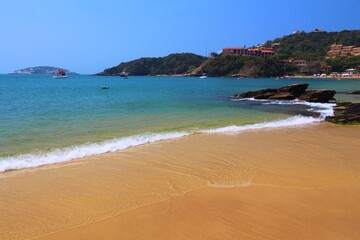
[233,84,309,100]
[348,91,360,95]
[234,88,277,99]
[233,83,336,103]
[299,90,336,103]
[326,102,360,124]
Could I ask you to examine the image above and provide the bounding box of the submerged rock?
[326,102,360,124]
[299,90,336,103]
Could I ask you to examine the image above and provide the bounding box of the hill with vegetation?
[264,30,360,60]
[97,53,207,76]
[12,66,77,75]
[200,55,298,77]
[97,30,360,77]
[200,30,360,77]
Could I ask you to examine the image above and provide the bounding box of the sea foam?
[0,100,335,173]
[0,132,190,173]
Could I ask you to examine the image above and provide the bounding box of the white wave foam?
[0,100,335,173]
[233,98,335,120]
[202,115,319,134]
[0,132,190,173]
[262,99,335,119]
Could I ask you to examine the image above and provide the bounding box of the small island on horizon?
[11,66,78,75]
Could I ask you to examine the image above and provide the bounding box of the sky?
[0,0,359,74]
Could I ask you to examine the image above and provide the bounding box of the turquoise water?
[0,74,359,172]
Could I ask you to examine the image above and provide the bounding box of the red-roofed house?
[293,60,307,67]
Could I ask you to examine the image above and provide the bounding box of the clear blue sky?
[1,0,359,74]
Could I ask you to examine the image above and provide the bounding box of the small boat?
[200,76,207,79]
[53,69,67,78]
[119,70,129,79]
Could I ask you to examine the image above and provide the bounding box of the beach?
[1,122,360,239]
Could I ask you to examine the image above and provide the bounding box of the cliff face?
[12,66,78,75]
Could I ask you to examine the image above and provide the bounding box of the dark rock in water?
[233,84,309,100]
[233,88,277,99]
[348,90,360,95]
[326,102,360,124]
[278,83,309,95]
[299,90,336,103]
[268,92,296,100]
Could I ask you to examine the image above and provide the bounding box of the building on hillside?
[327,44,359,58]
[293,60,307,67]
[353,47,360,56]
[222,47,275,58]
[271,43,280,50]
[344,69,358,75]
[313,28,324,33]
[341,46,354,57]
[222,47,247,55]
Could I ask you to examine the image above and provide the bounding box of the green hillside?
[200,30,360,77]
[97,30,360,77]
[97,53,207,76]
[264,30,360,60]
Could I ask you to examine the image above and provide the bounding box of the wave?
[232,98,335,119]
[0,132,190,173]
[201,115,320,134]
[0,100,335,173]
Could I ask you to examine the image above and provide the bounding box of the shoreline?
[1,98,334,174]
[1,123,360,239]
[285,75,360,80]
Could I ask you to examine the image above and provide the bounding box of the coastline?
[1,122,360,239]
[285,75,360,80]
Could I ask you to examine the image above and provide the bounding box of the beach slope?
[1,123,360,239]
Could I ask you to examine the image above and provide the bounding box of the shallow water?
[0,74,359,171]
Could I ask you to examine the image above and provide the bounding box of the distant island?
[97,30,360,78]
[12,66,78,75]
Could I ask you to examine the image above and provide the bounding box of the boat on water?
[53,69,67,79]
[199,76,207,79]
[119,70,129,79]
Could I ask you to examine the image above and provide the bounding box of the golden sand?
[0,123,360,239]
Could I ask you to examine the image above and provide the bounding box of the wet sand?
[1,123,360,239]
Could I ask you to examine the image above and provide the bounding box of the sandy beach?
[1,123,360,240]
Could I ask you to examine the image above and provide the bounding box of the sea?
[1,74,359,172]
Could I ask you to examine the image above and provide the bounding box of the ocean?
[1,74,359,172]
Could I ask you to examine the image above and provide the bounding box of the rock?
[348,91,360,95]
[326,102,360,124]
[299,90,336,103]
[268,92,296,100]
[233,84,309,100]
[233,84,336,103]
[278,83,309,95]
